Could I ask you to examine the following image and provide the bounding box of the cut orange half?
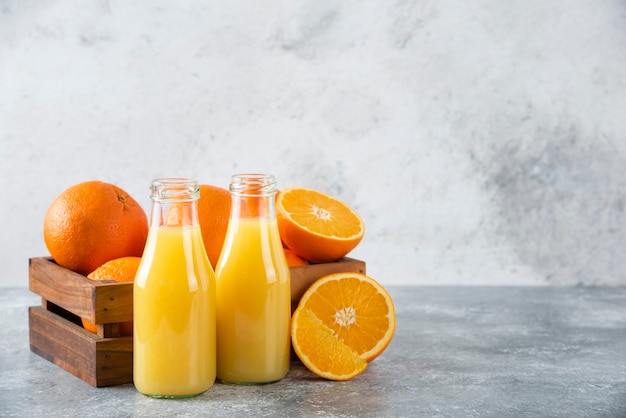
[291,272,396,380]
[276,187,364,263]
[292,307,367,380]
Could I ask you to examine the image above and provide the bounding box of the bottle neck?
[229,174,277,220]
[149,178,200,228]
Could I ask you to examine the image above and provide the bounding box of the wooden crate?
[28,257,133,387]
[28,256,366,387]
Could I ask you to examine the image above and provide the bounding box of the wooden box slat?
[29,306,132,387]
[29,257,132,323]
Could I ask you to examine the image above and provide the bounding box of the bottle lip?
[151,178,199,201]
[230,173,277,196]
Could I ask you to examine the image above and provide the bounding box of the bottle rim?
[229,174,277,196]
[150,178,199,201]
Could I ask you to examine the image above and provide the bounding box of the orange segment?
[291,272,396,380]
[292,307,367,381]
[276,187,364,263]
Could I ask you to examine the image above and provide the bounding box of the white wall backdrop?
[2,0,626,287]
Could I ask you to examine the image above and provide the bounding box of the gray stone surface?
[1,286,625,417]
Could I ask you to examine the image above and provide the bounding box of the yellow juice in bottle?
[134,226,216,397]
[216,217,291,384]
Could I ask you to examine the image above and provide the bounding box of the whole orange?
[197,184,232,268]
[43,180,148,275]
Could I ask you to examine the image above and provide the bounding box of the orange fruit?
[291,272,396,380]
[292,307,367,380]
[43,180,148,276]
[284,248,307,267]
[276,187,364,263]
[81,256,141,336]
[197,184,231,268]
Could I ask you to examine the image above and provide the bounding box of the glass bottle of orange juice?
[133,178,216,398]
[215,174,291,384]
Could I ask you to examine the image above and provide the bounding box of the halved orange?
[292,307,367,380]
[291,272,396,380]
[276,187,364,263]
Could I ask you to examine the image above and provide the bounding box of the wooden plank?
[93,283,133,324]
[29,257,133,323]
[29,306,133,387]
[98,323,121,338]
[94,337,133,387]
[29,257,94,319]
[29,306,99,386]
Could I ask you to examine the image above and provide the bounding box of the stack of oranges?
[42,179,395,381]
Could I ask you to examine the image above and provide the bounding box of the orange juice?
[134,226,216,397]
[215,217,291,384]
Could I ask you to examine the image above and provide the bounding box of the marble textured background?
[2,1,626,287]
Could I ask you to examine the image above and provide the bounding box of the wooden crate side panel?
[94,338,133,387]
[29,306,98,386]
[94,284,133,324]
[29,257,95,320]
[29,306,134,387]
[29,257,133,323]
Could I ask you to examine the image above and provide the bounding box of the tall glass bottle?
[133,178,216,398]
[215,174,291,384]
